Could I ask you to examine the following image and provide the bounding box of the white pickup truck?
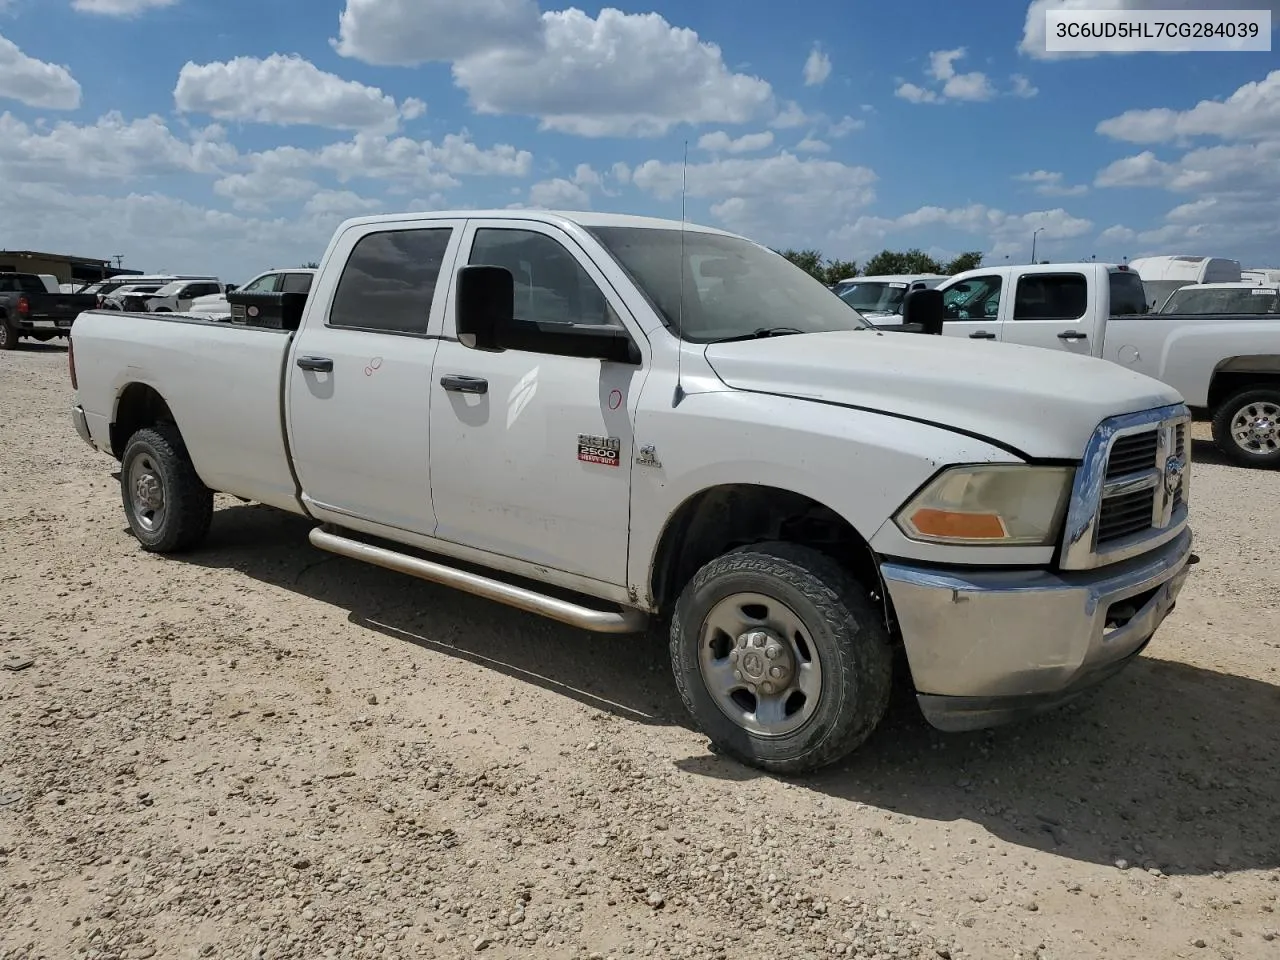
[895,262,1280,469]
[68,210,1195,773]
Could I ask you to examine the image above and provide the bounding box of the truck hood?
[702,331,1183,459]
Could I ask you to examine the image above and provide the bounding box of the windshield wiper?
[709,326,806,344]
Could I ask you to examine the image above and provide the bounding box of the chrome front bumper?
[880,527,1194,732]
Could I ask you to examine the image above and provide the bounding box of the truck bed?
[71,310,303,513]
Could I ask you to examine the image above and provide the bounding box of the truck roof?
[336,209,743,239]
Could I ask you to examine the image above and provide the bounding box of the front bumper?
[880,527,1194,732]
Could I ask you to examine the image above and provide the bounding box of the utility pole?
[1031,227,1044,264]
[112,255,124,270]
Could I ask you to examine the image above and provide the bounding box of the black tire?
[120,424,213,552]
[670,542,893,775]
[1211,387,1280,469]
[0,317,19,350]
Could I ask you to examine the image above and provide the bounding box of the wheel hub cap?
[730,629,794,695]
[135,474,163,511]
[1251,417,1276,441]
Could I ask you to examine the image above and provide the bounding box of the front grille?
[1106,431,1158,479]
[1097,487,1156,542]
[1172,423,1187,509]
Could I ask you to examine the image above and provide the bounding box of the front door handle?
[969,331,997,340]
[296,355,333,372]
[1057,330,1088,341]
[440,374,488,395]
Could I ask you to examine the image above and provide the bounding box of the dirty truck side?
[67,210,1196,774]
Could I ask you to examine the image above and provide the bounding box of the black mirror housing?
[902,288,945,335]
[455,264,514,349]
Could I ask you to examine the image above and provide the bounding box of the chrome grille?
[1060,404,1191,571]
[1105,431,1159,480]
[1097,487,1156,542]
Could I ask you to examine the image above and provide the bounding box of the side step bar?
[308,526,649,635]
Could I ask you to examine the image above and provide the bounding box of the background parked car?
[142,279,225,313]
[1159,282,1280,315]
[187,268,315,320]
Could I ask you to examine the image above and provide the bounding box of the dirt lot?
[1,343,1278,960]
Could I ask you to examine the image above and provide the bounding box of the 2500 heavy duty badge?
[577,434,621,467]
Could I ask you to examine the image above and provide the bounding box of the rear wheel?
[120,425,213,552]
[0,318,19,350]
[1212,387,1280,469]
[670,542,893,774]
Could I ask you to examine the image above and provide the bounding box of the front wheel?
[1212,387,1280,469]
[670,542,893,774]
[120,425,213,552]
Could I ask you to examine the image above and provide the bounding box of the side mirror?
[455,264,514,350]
[902,288,944,335]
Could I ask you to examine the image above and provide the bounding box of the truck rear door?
[427,220,643,587]
[997,270,1096,356]
[284,220,467,535]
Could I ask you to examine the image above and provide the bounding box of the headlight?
[895,464,1075,546]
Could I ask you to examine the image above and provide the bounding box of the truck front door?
[938,274,1006,342]
[285,221,467,535]
[428,221,644,587]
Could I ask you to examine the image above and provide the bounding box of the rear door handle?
[1057,330,1088,341]
[969,331,997,340]
[440,374,488,395]
[296,356,333,372]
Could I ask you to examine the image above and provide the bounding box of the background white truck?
[68,210,1195,773]
[894,262,1280,469]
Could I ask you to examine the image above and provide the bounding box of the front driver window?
[243,274,280,294]
[469,228,620,327]
[943,276,1003,321]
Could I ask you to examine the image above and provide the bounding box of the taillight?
[68,337,78,389]
[16,296,29,316]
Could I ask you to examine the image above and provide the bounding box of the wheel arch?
[647,483,887,624]
[110,382,180,460]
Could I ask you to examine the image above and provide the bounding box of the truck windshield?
[587,227,871,342]
[835,281,909,314]
[1161,286,1280,315]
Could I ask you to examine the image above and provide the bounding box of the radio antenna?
[673,138,689,408]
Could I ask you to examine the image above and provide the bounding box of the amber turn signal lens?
[906,508,1009,540]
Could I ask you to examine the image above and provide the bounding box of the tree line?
[776,248,984,287]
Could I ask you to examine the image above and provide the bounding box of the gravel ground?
[2,343,1278,960]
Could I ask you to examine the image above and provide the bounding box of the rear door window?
[1013,273,1088,321]
[329,228,454,335]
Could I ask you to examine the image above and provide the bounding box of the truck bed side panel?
[73,311,302,513]
[1104,314,1280,407]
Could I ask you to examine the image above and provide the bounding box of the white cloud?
[0,111,235,183]
[1014,169,1089,196]
[0,33,82,109]
[302,190,383,218]
[214,172,317,212]
[833,203,1093,261]
[333,0,543,65]
[697,129,775,154]
[71,0,177,14]
[1019,0,1280,60]
[896,48,997,103]
[1094,150,1170,187]
[1096,69,1280,143]
[803,47,831,87]
[632,151,877,242]
[527,178,591,209]
[336,1,775,138]
[828,115,865,137]
[795,136,830,153]
[1099,224,1137,243]
[1010,74,1038,98]
[174,54,421,132]
[770,100,812,129]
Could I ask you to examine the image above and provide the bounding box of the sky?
[0,0,1278,282]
